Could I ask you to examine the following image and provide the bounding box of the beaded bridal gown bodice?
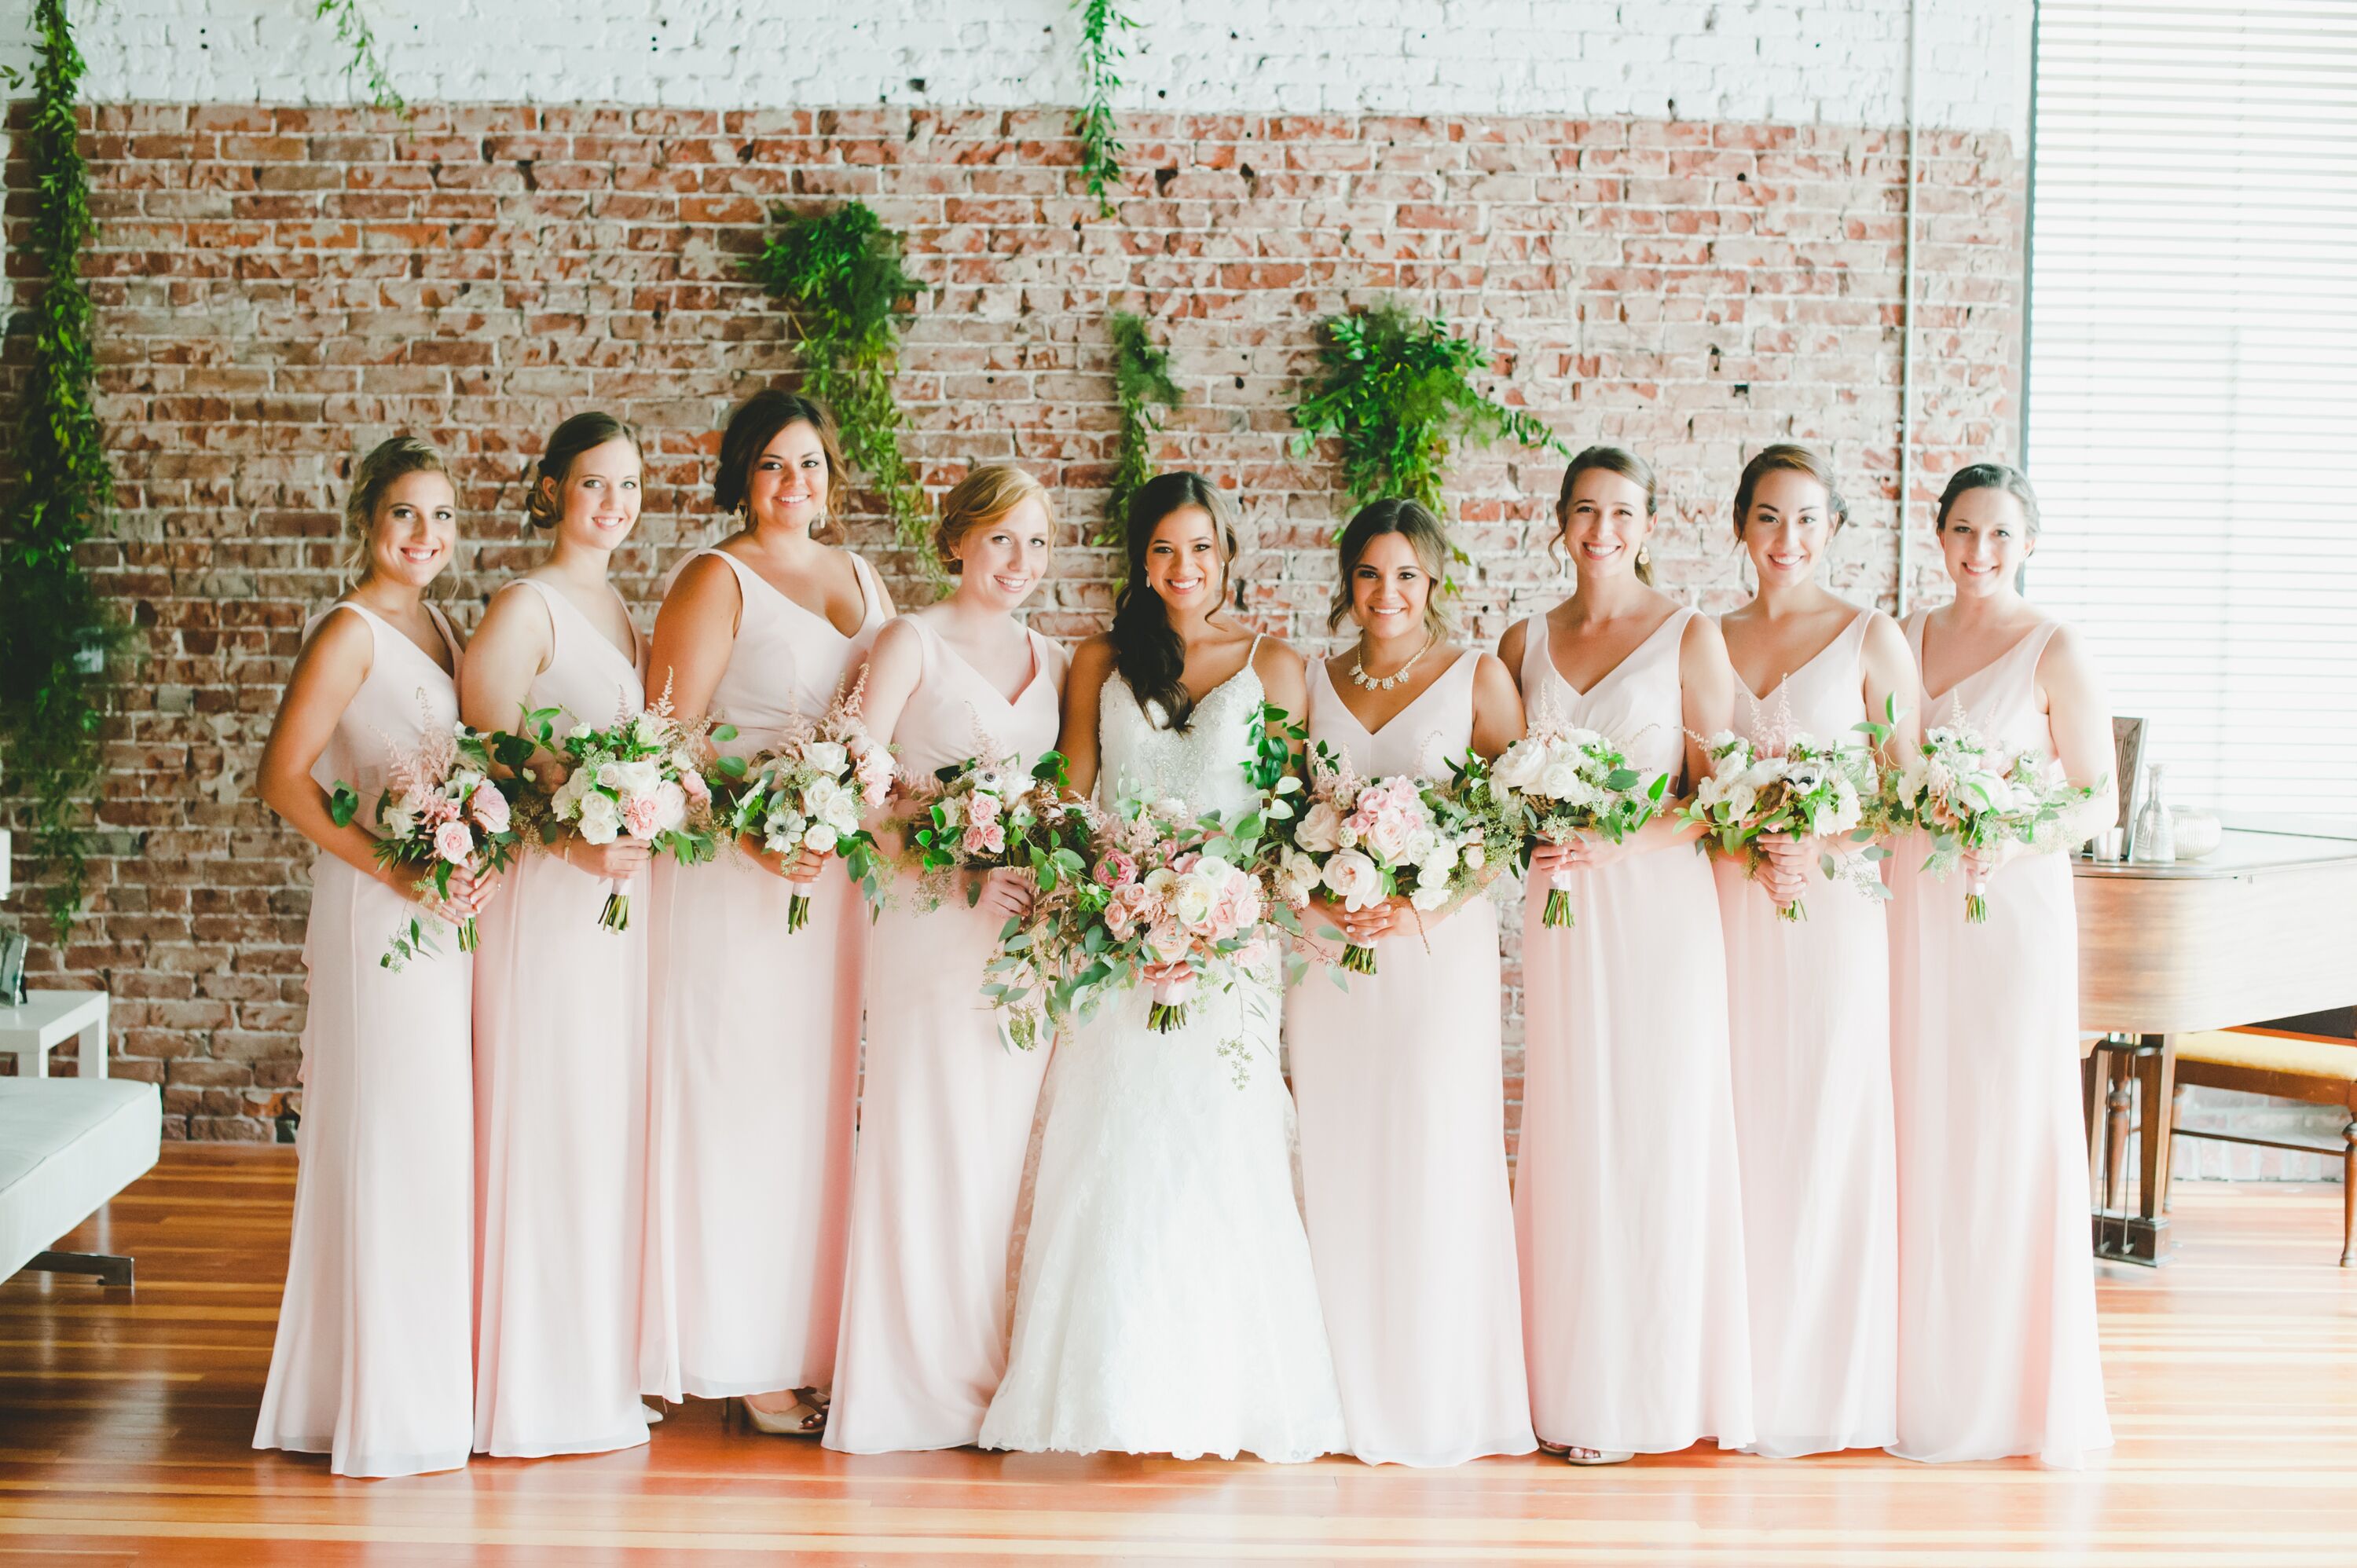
[979,653,1348,1463]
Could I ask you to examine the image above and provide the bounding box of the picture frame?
[2110,716,2148,861]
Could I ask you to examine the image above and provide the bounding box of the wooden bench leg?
[2106,1060,2135,1213]
[2168,1085,2190,1215]
[2342,1117,2355,1269]
[24,1249,133,1287]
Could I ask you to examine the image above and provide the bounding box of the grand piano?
[2073,819,2357,1263]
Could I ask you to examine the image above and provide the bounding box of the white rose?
[804,740,850,779]
[381,797,418,840]
[1168,872,1218,929]
[632,711,664,748]
[805,777,856,828]
[1296,800,1346,854]
[1409,881,1450,911]
[1462,842,1486,870]
[651,779,689,833]
[802,821,839,852]
[576,790,621,845]
[1493,739,1545,792]
[1275,847,1321,907]
[1321,849,1384,911]
[550,770,590,819]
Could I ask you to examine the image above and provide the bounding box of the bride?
[979,473,1348,1463]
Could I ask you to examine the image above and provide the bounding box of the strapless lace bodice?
[1094,662,1266,821]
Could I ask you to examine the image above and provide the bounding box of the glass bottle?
[2131,762,2176,863]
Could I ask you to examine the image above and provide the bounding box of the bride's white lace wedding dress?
[978,655,1348,1463]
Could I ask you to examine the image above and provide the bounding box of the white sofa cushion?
[0,1079,163,1278]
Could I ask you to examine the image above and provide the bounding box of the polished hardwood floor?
[5,1147,2357,1565]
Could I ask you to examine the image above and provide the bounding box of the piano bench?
[2171,1029,2357,1266]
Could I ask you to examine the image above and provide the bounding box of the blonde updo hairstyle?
[339,434,453,589]
[934,463,1055,574]
[1732,442,1845,540]
[1554,445,1659,586]
[526,411,643,531]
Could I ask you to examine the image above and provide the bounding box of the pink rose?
[422,792,461,825]
[470,785,511,834]
[432,819,475,864]
[1146,921,1190,966]
[967,789,1002,822]
[1094,850,1138,888]
[621,793,663,840]
[680,768,711,806]
[962,821,1005,859]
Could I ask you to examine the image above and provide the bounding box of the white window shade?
[2025,0,2357,815]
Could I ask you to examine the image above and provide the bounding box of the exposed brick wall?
[6,101,2025,1141]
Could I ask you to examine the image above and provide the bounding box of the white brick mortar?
[4,0,2032,141]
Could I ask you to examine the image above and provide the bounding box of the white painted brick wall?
[3,0,2031,141]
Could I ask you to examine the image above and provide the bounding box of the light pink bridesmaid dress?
[1285,651,1537,1467]
[1889,612,2111,1467]
[1513,607,1754,1456]
[471,579,651,1457]
[640,548,884,1402]
[254,601,474,1478]
[826,615,1067,1453]
[1712,609,1897,1457]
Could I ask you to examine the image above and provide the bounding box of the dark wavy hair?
[1329,497,1452,639]
[1109,471,1238,731]
[715,389,846,543]
[1937,460,2042,537]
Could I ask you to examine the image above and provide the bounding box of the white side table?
[0,990,109,1079]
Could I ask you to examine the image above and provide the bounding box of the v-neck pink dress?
[1285,650,1536,1467]
[640,548,885,1403]
[255,600,474,1478]
[1512,608,1754,1455]
[827,614,1068,1453]
[1889,612,2112,1467]
[471,578,652,1457]
[1713,608,1897,1456]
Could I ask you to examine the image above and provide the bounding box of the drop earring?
[1637,543,1651,570]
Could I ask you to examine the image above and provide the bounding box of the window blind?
[2025,0,2357,816]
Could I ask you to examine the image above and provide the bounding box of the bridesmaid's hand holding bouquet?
[330,720,528,969]
[901,748,1097,921]
[728,676,896,932]
[1488,715,1670,928]
[1890,720,2098,922]
[1683,720,1886,923]
[522,697,735,932]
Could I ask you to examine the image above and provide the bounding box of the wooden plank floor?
[5,1149,2357,1565]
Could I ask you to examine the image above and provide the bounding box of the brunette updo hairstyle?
[1554,445,1659,585]
[1732,442,1844,539]
[1936,461,2041,537]
[1109,471,1239,731]
[934,463,1054,573]
[340,434,451,588]
[1329,497,1453,639]
[526,410,642,530]
[715,389,846,543]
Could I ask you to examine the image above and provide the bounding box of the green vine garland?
[1098,310,1181,552]
[0,0,119,939]
[313,0,404,113]
[1290,302,1571,547]
[744,202,937,579]
[1072,0,1134,218]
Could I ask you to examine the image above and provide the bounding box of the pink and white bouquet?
[1890,720,2097,923]
[1266,743,1490,975]
[900,748,1098,913]
[1488,716,1670,928]
[727,676,896,932]
[1684,728,1886,921]
[526,700,734,932]
[330,721,527,969]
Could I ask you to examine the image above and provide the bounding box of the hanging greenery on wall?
[1098,310,1182,552]
[1290,302,1571,545]
[0,0,120,939]
[1072,0,1135,218]
[313,0,405,113]
[744,201,937,576]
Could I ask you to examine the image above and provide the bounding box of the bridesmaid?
[1890,462,2116,1467]
[826,463,1069,1453]
[1501,445,1754,1464]
[460,412,654,1458]
[1712,444,1919,1457]
[1285,499,1536,1467]
[640,391,894,1433]
[253,436,488,1478]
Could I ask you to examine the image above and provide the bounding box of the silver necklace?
[1349,632,1431,692]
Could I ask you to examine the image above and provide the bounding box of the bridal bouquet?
[1684,729,1886,921]
[900,748,1098,910]
[331,720,529,969]
[1488,718,1670,928]
[523,700,735,932]
[728,678,897,932]
[1890,721,2097,923]
[1266,743,1490,975]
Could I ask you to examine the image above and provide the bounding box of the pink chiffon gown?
[254,601,475,1478]
[471,579,651,1457]
[826,617,1067,1453]
[1712,609,1897,1457]
[1513,608,1754,1455]
[1889,612,2112,1467]
[1285,651,1536,1467]
[640,548,884,1403]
